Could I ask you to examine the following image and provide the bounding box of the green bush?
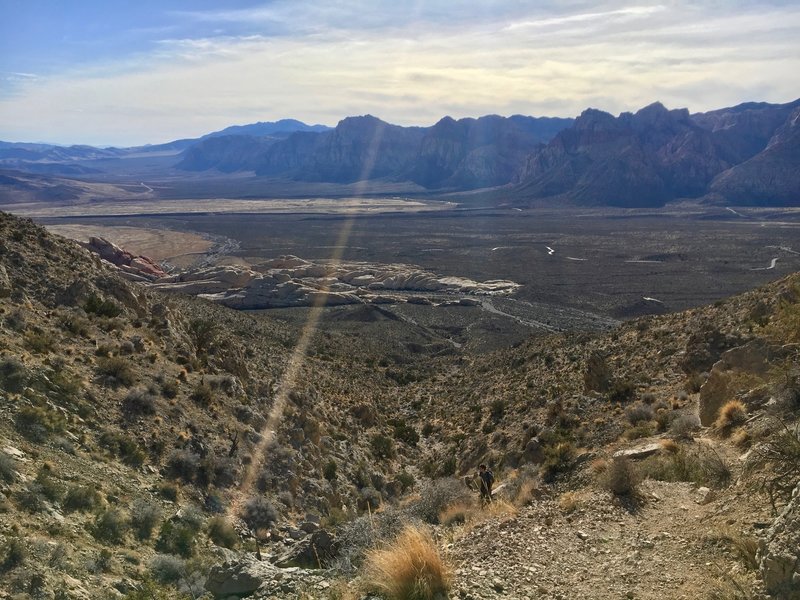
[2,538,26,570]
[391,420,420,447]
[84,294,123,318]
[155,521,196,558]
[371,434,395,459]
[410,478,472,525]
[323,460,337,481]
[99,430,147,467]
[640,443,731,488]
[24,331,55,354]
[608,379,636,403]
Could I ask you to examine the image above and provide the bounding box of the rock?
[523,437,544,464]
[613,443,662,461]
[584,352,612,393]
[699,339,780,425]
[694,487,716,505]
[759,482,800,599]
[80,237,167,280]
[273,529,338,569]
[205,556,280,598]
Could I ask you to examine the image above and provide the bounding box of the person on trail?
[478,464,494,503]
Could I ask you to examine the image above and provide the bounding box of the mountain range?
[1,98,798,207]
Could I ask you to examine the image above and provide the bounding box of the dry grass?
[715,400,747,437]
[558,491,583,513]
[511,478,540,507]
[438,502,473,527]
[485,498,518,519]
[730,428,751,449]
[362,525,452,600]
[660,438,680,454]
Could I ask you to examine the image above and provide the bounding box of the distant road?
[140,182,154,193]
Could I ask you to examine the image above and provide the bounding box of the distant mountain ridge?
[1,100,799,206]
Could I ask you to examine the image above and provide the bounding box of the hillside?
[1,211,800,598]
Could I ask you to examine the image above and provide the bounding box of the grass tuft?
[363,525,452,600]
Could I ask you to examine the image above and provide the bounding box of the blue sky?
[1,1,798,146]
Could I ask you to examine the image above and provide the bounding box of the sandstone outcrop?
[151,255,519,310]
[80,236,167,281]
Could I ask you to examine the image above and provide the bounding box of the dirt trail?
[446,437,769,600]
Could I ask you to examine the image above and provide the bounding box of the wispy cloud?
[0,1,798,145]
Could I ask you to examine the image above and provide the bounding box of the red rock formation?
[80,237,167,281]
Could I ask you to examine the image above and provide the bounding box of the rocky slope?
[1,210,799,599]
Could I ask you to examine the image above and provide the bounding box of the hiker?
[478,464,494,503]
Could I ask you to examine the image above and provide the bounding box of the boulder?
[274,529,338,569]
[699,339,779,426]
[759,482,800,599]
[205,555,280,598]
[80,237,167,280]
[613,443,662,461]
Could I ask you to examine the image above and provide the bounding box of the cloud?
[0,1,798,145]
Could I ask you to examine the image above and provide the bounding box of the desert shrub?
[0,451,17,482]
[165,449,200,482]
[0,358,29,392]
[92,508,129,544]
[670,414,701,439]
[2,538,26,570]
[84,294,123,318]
[743,420,800,509]
[16,484,46,513]
[63,485,101,513]
[641,443,731,488]
[240,496,278,532]
[99,431,147,467]
[371,434,395,459]
[34,468,64,502]
[97,356,135,387]
[207,516,239,549]
[198,454,239,489]
[337,508,408,569]
[323,460,338,481]
[438,502,473,526]
[396,471,415,492]
[157,482,179,501]
[608,379,636,403]
[122,387,157,417]
[362,525,452,600]
[24,331,54,354]
[149,553,186,584]
[625,403,655,425]
[155,521,196,558]
[714,400,747,437]
[190,382,213,406]
[392,420,420,446]
[601,456,640,496]
[540,441,576,483]
[160,378,179,399]
[58,312,90,336]
[685,372,709,393]
[14,405,66,441]
[489,399,506,421]
[410,478,472,525]
[130,499,162,540]
[358,487,382,511]
[187,318,218,354]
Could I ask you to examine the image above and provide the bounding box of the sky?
[0,0,798,146]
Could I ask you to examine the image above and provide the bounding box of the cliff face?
[516,103,731,207]
[187,114,572,187]
[708,106,800,206]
